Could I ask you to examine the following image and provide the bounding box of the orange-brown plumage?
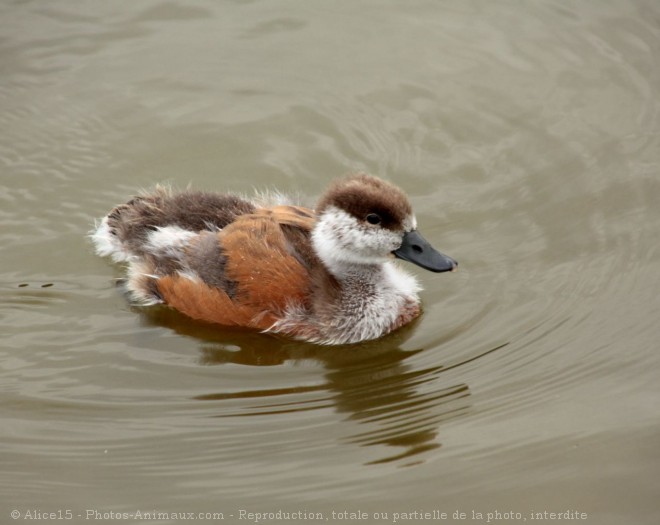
[156,207,314,328]
[92,175,457,345]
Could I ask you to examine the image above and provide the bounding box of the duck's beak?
[393,230,457,273]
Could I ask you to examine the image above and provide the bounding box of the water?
[2,1,659,524]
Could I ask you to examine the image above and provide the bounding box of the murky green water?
[2,1,659,524]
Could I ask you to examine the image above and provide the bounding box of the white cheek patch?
[312,206,404,273]
[311,207,361,266]
[368,227,402,254]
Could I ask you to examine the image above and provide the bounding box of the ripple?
[2,0,660,517]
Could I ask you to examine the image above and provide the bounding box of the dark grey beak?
[393,230,457,273]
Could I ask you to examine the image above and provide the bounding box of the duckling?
[92,174,456,344]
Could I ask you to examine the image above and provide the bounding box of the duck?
[91,173,457,345]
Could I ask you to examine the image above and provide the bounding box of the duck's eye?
[366,213,381,225]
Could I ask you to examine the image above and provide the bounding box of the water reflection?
[138,307,493,465]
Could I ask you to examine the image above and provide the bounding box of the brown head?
[312,174,457,274]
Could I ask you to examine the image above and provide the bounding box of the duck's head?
[312,173,457,274]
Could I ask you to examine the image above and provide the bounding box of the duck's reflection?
[141,307,474,465]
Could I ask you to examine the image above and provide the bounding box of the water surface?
[2,1,659,524]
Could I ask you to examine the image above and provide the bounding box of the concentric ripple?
[2,0,660,520]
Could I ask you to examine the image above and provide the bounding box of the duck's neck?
[322,257,384,283]
[310,213,420,327]
[313,259,421,344]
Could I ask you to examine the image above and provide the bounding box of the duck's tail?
[91,186,257,263]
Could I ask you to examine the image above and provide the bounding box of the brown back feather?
[156,205,318,328]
